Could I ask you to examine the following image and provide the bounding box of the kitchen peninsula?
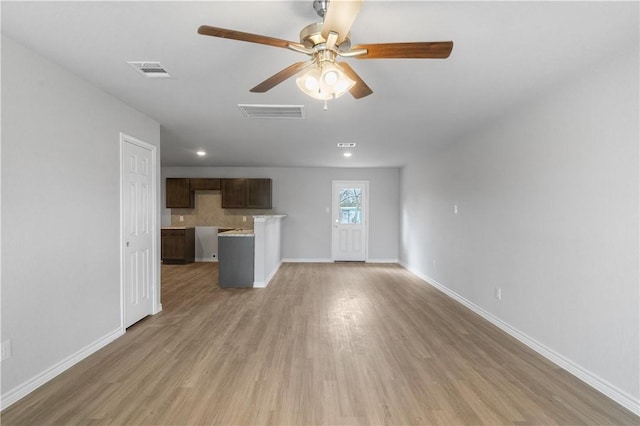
[218,215,286,288]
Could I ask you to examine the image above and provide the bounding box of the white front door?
[332,180,368,261]
[122,135,156,328]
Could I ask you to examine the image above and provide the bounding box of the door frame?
[331,180,369,261]
[119,133,161,332]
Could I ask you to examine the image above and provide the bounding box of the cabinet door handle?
[126,241,130,247]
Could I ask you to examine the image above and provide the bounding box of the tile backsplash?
[170,191,273,229]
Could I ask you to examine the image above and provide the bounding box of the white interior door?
[122,135,156,328]
[332,180,368,261]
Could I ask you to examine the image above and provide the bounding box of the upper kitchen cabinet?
[221,178,272,209]
[166,178,193,208]
[247,179,272,209]
[189,178,221,191]
[221,178,248,208]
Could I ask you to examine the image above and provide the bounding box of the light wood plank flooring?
[2,262,638,425]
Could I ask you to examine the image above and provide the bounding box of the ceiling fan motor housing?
[300,22,351,51]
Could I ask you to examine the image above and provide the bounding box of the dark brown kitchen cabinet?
[166,177,272,209]
[189,178,221,191]
[221,178,272,209]
[161,227,195,264]
[166,178,193,208]
[221,179,248,208]
[247,179,272,209]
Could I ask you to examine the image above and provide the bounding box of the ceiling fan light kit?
[296,52,355,101]
[198,0,453,105]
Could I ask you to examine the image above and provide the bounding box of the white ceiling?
[2,1,637,168]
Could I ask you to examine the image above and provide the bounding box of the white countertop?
[253,214,287,222]
[218,229,255,237]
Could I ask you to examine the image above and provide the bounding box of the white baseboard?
[282,258,399,264]
[0,327,125,410]
[195,258,218,263]
[152,303,163,315]
[400,262,640,416]
[282,258,333,263]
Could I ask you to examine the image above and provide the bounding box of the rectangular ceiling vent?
[237,104,305,119]
[128,62,171,78]
[337,142,357,148]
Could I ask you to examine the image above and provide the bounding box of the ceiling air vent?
[237,104,305,119]
[128,62,171,78]
[337,142,357,148]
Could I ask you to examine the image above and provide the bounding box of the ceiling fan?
[198,0,453,102]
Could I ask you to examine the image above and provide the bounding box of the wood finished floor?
[2,262,637,425]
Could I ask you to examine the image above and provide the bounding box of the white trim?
[281,259,399,264]
[400,262,640,416]
[195,258,218,263]
[0,328,124,410]
[152,303,163,315]
[120,133,161,329]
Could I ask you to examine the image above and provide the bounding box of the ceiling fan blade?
[351,41,454,59]
[337,62,373,99]
[250,61,312,93]
[321,0,363,46]
[198,25,298,50]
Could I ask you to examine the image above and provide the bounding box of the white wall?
[253,215,284,288]
[400,47,639,412]
[162,167,400,262]
[1,36,161,405]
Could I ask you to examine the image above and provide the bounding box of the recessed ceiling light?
[196,150,206,156]
[343,152,352,158]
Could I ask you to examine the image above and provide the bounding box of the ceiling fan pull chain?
[323,100,329,111]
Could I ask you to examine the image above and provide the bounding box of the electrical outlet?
[1,340,12,361]
[454,204,458,215]
[495,287,502,300]
[179,215,184,222]
[243,216,247,222]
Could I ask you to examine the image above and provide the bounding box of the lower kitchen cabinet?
[161,227,195,264]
